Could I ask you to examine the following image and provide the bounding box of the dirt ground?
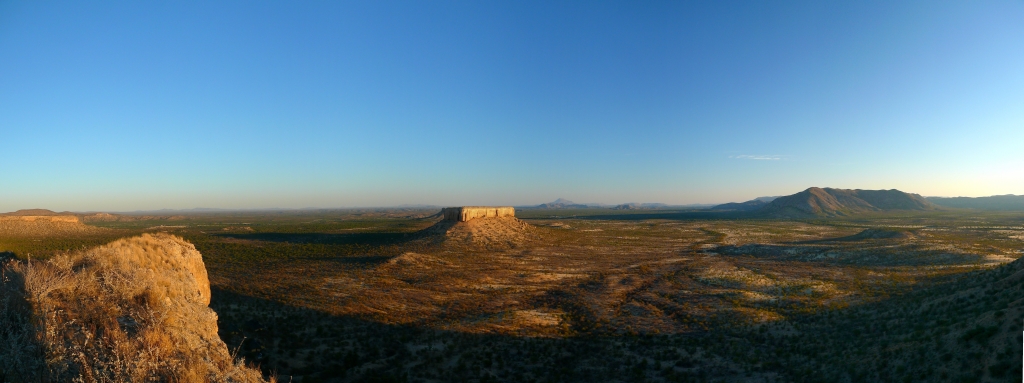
[208,216,1022,337]
[5,210,1022,382]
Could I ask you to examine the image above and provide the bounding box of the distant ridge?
[759,187,937,217]
[927,195,1024,211]
[0,209,70,216]
[709,196,780,211]
[710,199,768,211]
[0,210,104,236]
[534,198,591,209]
[612,202,669,210]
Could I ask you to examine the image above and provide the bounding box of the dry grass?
[6,210,1023,381]
[0,234,268,382]
[0,216,106,237]
[415,217,538,249]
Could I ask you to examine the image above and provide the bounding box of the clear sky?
[2,1,1022,211]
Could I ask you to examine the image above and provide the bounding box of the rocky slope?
[418,216,537,248]
[710,199,769,211]
[772,251,1024,382]
[928,194,1024,211]
[0,214,104,236]
[0,234,267,382]
[758,187,937,217]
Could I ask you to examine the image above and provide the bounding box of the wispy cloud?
[730,154,784,160]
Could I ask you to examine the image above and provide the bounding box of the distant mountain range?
[528,199,712,210]
[15,193,1021,218]
[0,209,187,222]
[711,188,938,217]
[926,195,1024,211]
[533,198,594,209]
[0,209,74,216]
[611,203,669,210]
[709,196,779,212]
[763,188,936,217]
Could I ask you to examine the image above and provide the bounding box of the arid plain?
[2,195,1022,382]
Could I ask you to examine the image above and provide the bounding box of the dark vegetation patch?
[215,232,414,246]
[795,228,915,242]
[212,288,775,383]
[757,257,1024,382]
[713,242,988,266]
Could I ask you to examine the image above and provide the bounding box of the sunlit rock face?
[441,206,515,222]
[0,215,101,236]
[0,234,266,382]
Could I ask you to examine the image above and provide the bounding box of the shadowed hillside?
[759,187,937,217]
[929,195,1024,211]
[710,199,769,211]
[765,253,1024,382]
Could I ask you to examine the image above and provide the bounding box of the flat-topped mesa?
[0,215,80,224]
[441,206,515,222]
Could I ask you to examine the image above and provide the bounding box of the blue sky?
[2,1,1022,211]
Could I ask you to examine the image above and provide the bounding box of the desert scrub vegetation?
[0,234,268,382]
[5,209,1023,382]
[739,254,1024,383]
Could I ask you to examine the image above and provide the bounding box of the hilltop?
[533,198,592,209]
[0,209,74,216]
[0,209,187,223]
[0,212,105,236]
[753,187,937,217]
[706,188,938,217]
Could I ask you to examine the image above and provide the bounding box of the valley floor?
[2,209,1022,382]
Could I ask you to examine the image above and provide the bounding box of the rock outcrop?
[0,215,103,236]
[0,215,80,224]
[441,206,515,222]
[421,207,535,248]
[437,216,535,247]
[0,234,265,382]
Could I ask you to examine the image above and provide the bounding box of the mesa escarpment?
[0,215,79,223]
[0,234,266,382]
[441,206,516,222]
[422,206,535,247]
[0,213,104,236]
[0,209,192,224]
